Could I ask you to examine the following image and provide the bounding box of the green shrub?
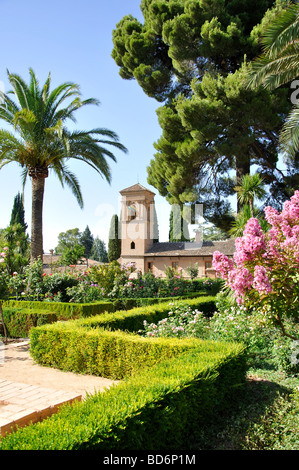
[29,323,196,379]
[0,334,246,450]
[3,299,115,320]
[213,291,299,373]
[76,296,216,334]
[43,272,79,302]
[111,291,209,310]
[0,296,246,449]
[2,307,57,337]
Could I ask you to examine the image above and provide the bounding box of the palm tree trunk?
[236,155,250,212]
[249,199,254,218]
[29,166,48,262]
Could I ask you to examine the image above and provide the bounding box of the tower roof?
[120,183,155,196]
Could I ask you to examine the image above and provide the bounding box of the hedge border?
[2,299,115,319]
[0,298,246,450]
[0,340,246,450]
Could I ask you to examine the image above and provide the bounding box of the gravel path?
[0,339,118,397]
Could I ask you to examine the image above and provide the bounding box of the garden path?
[0,340,118,436]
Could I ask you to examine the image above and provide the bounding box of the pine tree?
[90,237,108,262]
[81,226,94,267]
[112,0,295,226]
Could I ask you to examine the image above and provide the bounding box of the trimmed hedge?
[28,296,218,377]
[111,291,209,310]
[2,295,216,338]
[0,338,246,450]
[3,299,115,320]
[2,307,57,338]
[0,298,246,449]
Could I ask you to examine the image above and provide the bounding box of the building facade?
[119,183,235,278]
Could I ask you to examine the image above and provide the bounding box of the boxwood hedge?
[0,298,247,450]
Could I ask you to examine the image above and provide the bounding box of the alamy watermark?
[290,340,299,366]
[0,80,5,104]
[290,80,299,105]
[110,201,205,247]
[0,340,4,365]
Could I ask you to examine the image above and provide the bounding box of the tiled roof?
[42,254,103,267]
[120,183,155,195]
[145,239,236,257]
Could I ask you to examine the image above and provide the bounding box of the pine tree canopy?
[112,0,298,231]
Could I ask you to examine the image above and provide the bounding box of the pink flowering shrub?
[213,191,299,340]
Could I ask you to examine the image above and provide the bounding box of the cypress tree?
[108,214,121,262]
[10,192,27,231]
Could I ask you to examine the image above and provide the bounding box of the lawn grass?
[189,364,298,450]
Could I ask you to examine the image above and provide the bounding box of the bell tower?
[119,183,156,272]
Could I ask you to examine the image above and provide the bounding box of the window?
[128,204,137,221]
[205,261,212,269]
[130,241,135,250]
[172,262,179,270]
[147,262,153,273]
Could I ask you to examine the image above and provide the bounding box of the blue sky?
[0,0,174,251]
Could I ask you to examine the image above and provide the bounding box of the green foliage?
[88,260,125,294]
[185,263,198,280]
[43,272,79,302]
[0,335,246,450]
[23,259,44,301]
[88,261,222,300]
[234,173,266,216]
[0,69,127,260]
[113,0,295,227]
[0,297,246,449]
[108,214,121,261]
[3,299,115,321]
[66,282,106,303]
[2,307,57,337]
[229,204,269,237]
[248,0,299,168]
[243,389,299,450]
[90,237,108,262]
[60,244,85,266]
[0,224,30,275]
[10,192,27,231]
[140,300,211,339]
[213,291,299,374]
[55,228,82,253]
[80,225,94,260]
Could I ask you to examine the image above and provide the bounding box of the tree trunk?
[236,155,250,213]
[0,301,8,344]
[29,166,48,262]
[249,199,254,218]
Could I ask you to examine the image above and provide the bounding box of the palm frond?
[248,2,299,90]
[51,161,84,208]
[279,102,299,156]
[7,70,32,110]
[262,3,299,56]
[0,91,20,125]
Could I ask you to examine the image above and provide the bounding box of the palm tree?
[248,1,299,156]
[0,69,127,261]
[234,173,266,217]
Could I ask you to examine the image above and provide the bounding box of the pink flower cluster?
[0,247,8,263]
[234,218,266,265]
[212,191,299,304]
[252,265,272,294]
